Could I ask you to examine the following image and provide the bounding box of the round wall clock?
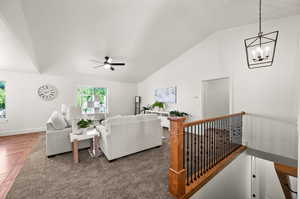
[37,84,58,101]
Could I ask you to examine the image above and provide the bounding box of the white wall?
[253,157,297,199]
[138,15,300,159]
[190,153,297,199]
[138,31,227,121]
[223,16,300,160]
[0,71,137,135]
[190,152,251,199]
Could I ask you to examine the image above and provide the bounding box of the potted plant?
[141,104,152,113]
[76,119,93,134]
[169,110,189,118]
[151,101,165,111]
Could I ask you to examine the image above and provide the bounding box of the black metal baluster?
[228,117,235,154]
[194,125,197,180]
[223,118,226,159]
[227,118,229,155]
[186,126,189,185]
[227,117,230,155]
[209,121,212,169]
[190,126,193,184]
[219,119,221,162]
[183,127,185,170]
[213,120,216,166]
[210,121,212,168]
[215,120,217,166]
[201,123,203,176]
[197,124,200,178]
[240,114,243,148]
[229,117,231,152]
[219,119,221,160]
[204,122,207,172]
[206,122,209,171]
[210,121,212,169]
[191,126,193,182]
[217,119,220,162]
[210,122,214,168]
[207,121,210,169]
[225,117,228,156]
[212,121,214,167]
[232,116,234,151]
[215,119,218,163]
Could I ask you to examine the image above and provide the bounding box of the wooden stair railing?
[274,163,297,199]
[168,112,247,199]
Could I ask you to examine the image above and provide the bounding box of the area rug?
[7,130,172,199]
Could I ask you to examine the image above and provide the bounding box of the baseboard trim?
[0,127,46,136]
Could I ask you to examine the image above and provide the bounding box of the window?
[77,87,107,114]
[0,81,6,119]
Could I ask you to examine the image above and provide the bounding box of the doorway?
[202,77,230,118]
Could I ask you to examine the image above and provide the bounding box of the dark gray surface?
[7,130,172,199]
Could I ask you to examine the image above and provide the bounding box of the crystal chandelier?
[244,0,279,69]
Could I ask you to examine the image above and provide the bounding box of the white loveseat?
[97,114,163,161]
[46,112,90,157]
[46,109,105,157]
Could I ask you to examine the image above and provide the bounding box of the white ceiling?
[0,0,300,82]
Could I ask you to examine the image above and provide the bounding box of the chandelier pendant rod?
[259,0,262,47]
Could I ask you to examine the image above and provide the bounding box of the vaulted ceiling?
[0,0,300,82]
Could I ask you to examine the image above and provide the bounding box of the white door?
[202,77,229,118]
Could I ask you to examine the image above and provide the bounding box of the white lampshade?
[61,104,67,115]
[67,106,82,120]
[93,113,105,120]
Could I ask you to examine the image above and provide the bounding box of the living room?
[0,0,300,199]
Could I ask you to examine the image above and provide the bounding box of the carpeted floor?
[7,130,172,199]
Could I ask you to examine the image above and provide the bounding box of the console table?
[145,110,170,129]
[70,128,101,163]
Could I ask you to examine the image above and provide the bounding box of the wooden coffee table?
[70,128,101,163]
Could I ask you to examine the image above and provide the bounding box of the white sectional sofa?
[46,110,163,159]
[97,114,163,161]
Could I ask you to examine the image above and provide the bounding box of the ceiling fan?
[91,56,126,71]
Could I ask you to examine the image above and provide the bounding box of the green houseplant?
[169,110,189,117]
[77,119,93,129]
[151,101,165,111]
[141,104,152,113]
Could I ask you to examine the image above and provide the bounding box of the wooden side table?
[70,128,100,163]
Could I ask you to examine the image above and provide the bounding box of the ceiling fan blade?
[90,59,103,63]
[93,64,104,68]
[110,63,125,66]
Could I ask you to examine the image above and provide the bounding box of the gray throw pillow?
[50,111,68,130]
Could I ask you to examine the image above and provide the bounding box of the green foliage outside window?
[77,87,107,114]
[0,81,6,118]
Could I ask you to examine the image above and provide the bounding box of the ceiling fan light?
[104,64,111,69]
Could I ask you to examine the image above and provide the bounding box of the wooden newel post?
[168,117,186,199]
